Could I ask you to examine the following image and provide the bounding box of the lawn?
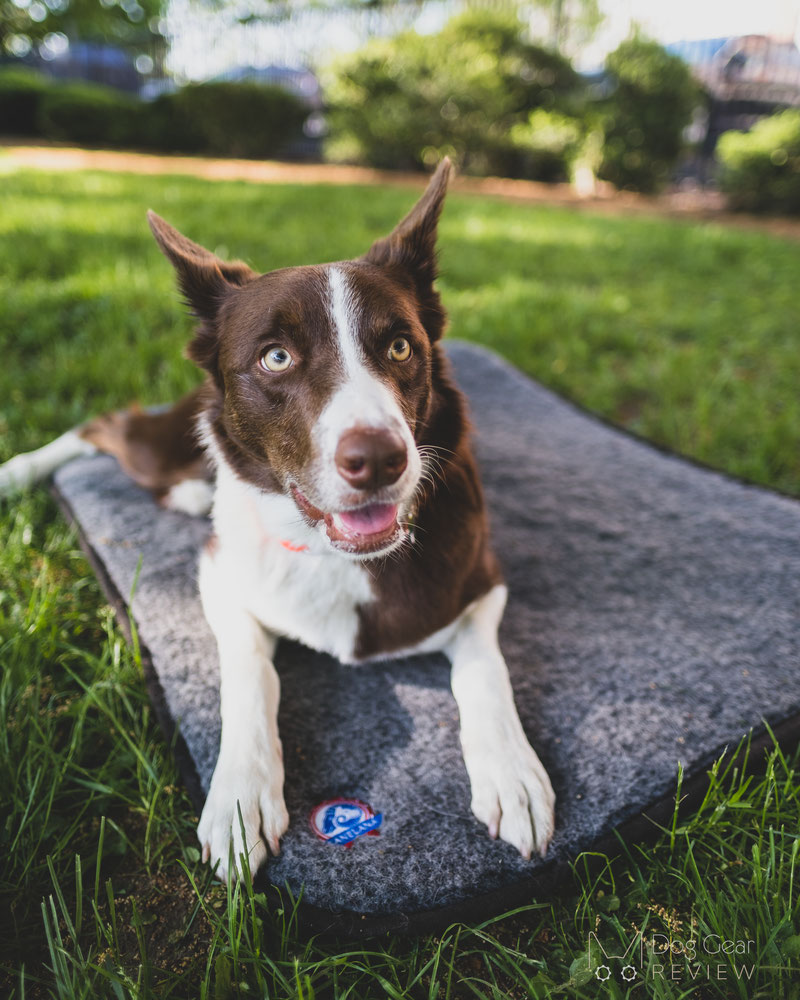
[1,165,799,998]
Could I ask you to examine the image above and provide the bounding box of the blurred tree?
[325,8,584,177]
[597,35,699,192]
[1,0,166,65]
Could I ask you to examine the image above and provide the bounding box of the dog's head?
[148,159,452,558]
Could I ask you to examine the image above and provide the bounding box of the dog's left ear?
[147,211,255,323]
[363,157,452,340]
[147,211,256,379]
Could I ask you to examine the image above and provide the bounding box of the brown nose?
[335,428,408,490]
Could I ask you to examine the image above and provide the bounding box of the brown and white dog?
[0,160,555,879]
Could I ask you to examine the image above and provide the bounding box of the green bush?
[717,110,800,214]
[163,81,308,158]
[507,108,584,182]
[37,82,142,147]
[598,36,698,193]
[324,9,583,178]
[135,91,204,153]
[0,67,49,136]
[0,67,307,159]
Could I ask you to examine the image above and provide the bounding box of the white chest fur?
[210,465,374,663]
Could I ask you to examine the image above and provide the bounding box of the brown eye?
[388,337,412,362]
[259,346,293,373]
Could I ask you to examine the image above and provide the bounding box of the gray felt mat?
[53,341,800,933]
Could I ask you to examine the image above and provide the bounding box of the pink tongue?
[338,503,398,536]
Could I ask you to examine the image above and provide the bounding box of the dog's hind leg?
[80,387,211,501]
[0,387,212,512]
[0,429,97,496]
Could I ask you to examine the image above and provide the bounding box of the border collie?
[0,159,555,879]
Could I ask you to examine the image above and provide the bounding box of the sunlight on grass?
[456,210,608,249]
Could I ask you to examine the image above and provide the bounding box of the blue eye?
[260,347,293,373]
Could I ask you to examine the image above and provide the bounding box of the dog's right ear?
[363,158,452,341]
[147,211,255,374]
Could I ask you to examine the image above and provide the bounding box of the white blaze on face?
[312,266,421,509]
[328,266,361,381]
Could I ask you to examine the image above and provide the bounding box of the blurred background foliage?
[0,66,307,157]
[2,0,800,209]
[0,0,165,57]
[325,14,700,192]
[323,9,584,177]
[718,109,800,214]
[596,35,700,193]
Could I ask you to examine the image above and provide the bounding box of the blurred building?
[670,34,800,153]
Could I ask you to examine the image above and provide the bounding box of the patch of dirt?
[3,140,800,241]
[93,866,218,978]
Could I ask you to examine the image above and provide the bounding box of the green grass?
[1,165,799,997]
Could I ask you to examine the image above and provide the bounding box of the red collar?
[244,495,310,553]
[279,538,309,553]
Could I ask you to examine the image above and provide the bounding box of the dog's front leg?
[447,584,555,859]
[196,547,289,881]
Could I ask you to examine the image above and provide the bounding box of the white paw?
[197,756,289,882]
[162,478,214,517]
[463,730,555,859]
[0,431,96,496]
[0,454,35,495]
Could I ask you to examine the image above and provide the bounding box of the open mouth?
[291,487,406,555]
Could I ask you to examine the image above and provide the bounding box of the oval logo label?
[310,798,382,846]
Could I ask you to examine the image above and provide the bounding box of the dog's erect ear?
[363,159,451,337]
[148,211,255,378]
[147,211,255,323]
